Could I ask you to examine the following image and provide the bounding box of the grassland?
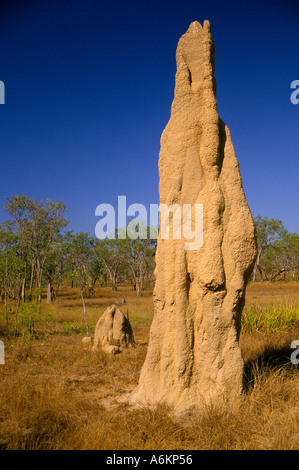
[0,281,298,450]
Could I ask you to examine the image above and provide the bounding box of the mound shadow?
[243,344,298,392]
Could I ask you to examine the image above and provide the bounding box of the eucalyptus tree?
[94,233,126,292]
[4,195,69,302]
[262,232,299,281]
[253,215,287,282]
[64,232,96,335]
[0,223,25,335]
[3,195,32,301]
[122,224,157,296]
[44,233,69,303]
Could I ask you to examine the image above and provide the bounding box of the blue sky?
[0,0,298,234]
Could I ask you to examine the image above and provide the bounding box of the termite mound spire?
[130,20,257,412]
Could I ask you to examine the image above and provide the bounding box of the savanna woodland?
[0,195,299,450]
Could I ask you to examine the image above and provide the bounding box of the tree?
[263,232,299,281]
[94,234,126,291]
[4,196,69,302]
[252,215,287,282]
[44,233,68,303]
[65,232,96,335]
[123,224,157,296]
[0,223,25,335]
[2,195,31,302]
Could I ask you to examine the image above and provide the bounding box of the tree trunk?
[15,297,20,336]
[29,260,35,301]
[257,264,264,282]
[21,277,26,302]
[37,280,42,303]
[252,263,257,282]
[253,246,262,282]
[269,268,286,282]
[4,289,8,336]
[47,282,53,304]
[136,280,141,296]
[36,263,43,303]
[80,288,89,336]
[111,272,118,291]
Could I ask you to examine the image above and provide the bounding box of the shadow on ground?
[243,344,298,391]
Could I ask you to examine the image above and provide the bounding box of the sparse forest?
[0,195,157,337]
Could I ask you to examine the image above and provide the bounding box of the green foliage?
[253,215,299,281]
[18,302,41,335]
[242,302,299,333]
[254,215,287,249]
[3,195,69,303]
[59,320,95,335]
[65,232,96,288]
[266,233,299,274]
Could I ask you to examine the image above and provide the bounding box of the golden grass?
[0,281,298,450]
[246,281,299,307]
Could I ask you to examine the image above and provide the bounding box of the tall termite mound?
[130,20,257,412]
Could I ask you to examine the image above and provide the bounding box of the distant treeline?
[0,196,298,332]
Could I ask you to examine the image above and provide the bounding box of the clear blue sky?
[0,0,298,234]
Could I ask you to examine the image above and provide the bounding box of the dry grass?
[246,280,299,307]
[0,281,298,450]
